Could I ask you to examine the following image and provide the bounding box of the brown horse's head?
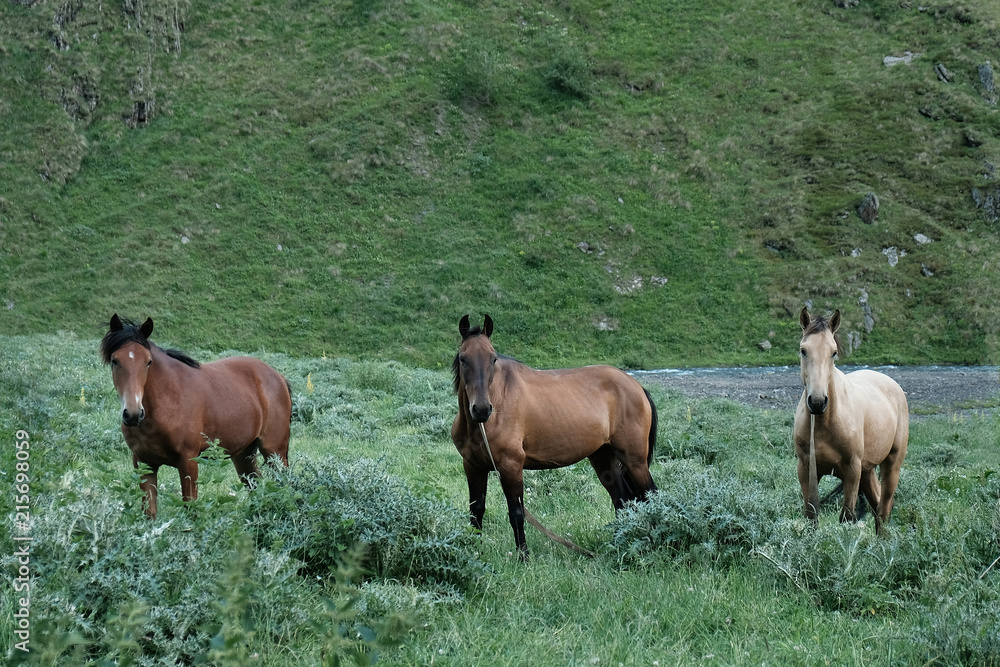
[454,314,496,423]
[799,307,844,415]
[101,314,155,426]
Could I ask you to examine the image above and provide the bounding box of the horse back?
[185,356,291,444]
[511,364,651,461]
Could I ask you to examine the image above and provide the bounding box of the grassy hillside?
[2,0,1000,367]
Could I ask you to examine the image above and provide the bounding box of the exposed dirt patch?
[632,365,1000,416]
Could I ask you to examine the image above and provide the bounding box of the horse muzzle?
[122,407,145,426]
[806,395,828,415]
[469,404,493,423]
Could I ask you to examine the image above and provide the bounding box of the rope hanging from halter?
[808,414,819,521]
[478,422,596,558]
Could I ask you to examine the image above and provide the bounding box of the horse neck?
[821,365,849,421]
[143,346,183,410]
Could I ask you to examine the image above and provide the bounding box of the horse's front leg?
[135,453,159,520]
[795,449,818,524]
[178,455,200,504]
[498,468,528,561]
[839,457,863,524]
[464,460,488,532]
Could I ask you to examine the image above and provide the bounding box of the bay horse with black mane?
[101,314,291,519]
[794,308,908,534]
[451,314,659,559]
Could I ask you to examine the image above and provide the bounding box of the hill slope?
[2,0,999,367]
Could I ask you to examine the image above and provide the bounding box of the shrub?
[447,46,515,107]
[543,45,592,100]
[7,490,312,665]
[246,456,486,593]
[609,461,784,567]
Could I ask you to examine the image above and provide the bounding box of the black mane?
[100,318,201,368]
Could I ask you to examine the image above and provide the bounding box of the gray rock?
[859,289,875,333]
[884,51,920,67]
[978,61,997,104]
[935,63,954,82]
[882,246,906,267]
[858,192,879,224]
[758,340,772,351]
[972,187,1000,223]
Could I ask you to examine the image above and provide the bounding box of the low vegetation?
[2,334,998,664]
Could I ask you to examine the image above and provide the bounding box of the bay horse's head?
[454,314,496,423]
[798,307,844,415]
[101,314,154,426]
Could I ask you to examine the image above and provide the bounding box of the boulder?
[858,192,879,224]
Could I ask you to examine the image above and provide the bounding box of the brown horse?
[101,315,291,519]
[451,314,658,559]
[794,308,908,534]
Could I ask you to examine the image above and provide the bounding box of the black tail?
[643,387,658,467]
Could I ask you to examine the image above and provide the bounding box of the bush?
[8,490,312,665]
[246,457,486,593]
[544,45,592,100]
[609,461,784,567]
[447,46,515,107]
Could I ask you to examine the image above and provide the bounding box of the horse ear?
[829,309,841,333]
[799,307,811,331]
[483,314,494,338]
[110,314,123,331]
[139,317,154,339]
[459,314,471,339]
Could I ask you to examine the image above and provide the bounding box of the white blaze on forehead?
[135,394,141,405]
[129,351,135,359]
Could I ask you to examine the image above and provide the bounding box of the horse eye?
[832,351,838,359]
[491,357,497,365]
[147,359,153,367]
[111,358,120,367]
[800,348,806,357]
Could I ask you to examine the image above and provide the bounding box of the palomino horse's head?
[798,307,844,415]
[454,314,497,423]
[101,314,154,426]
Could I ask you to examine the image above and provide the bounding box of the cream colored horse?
[794,308,909,534]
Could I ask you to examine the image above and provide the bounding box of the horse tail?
[642,387,658,466]
[283,376,293,421]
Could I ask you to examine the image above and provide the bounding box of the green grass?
[2,334,998,664]
[2,0,1000,368]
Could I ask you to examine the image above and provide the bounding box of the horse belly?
[520,408,612,469]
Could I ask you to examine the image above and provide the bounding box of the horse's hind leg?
[258,418,290,467]
[859,469,881,524]
[615,446,658,502]
[588,445,632,511]
[231,439,263,487]
[875,454,904,535]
